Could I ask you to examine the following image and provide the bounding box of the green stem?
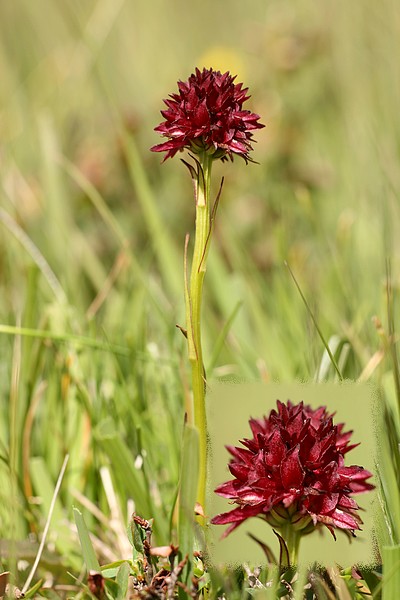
[280,523,301,568]
[185,152,213,515]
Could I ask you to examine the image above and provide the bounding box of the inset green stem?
[279,523,301,568]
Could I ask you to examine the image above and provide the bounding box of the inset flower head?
[151,67,264,163]
[211,400,374,539]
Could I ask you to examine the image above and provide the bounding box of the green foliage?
[74,508,101,572]
[382,545,400,600]
[0,0,399,597]
[177,424,200,582]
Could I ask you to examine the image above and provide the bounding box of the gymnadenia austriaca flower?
[211,400,374,567]
[151,67,264,521]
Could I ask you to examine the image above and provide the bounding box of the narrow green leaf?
[315,335,351,381]
[0,202,66,303]
[272,530,289,570]
[95,418,146,503]
[382,545,400,600]
[208,300,243,373]
[30,457,79,569]
[178,424,199,579]
[0,323,130,355]
[23,578,43,598]
[285,262,343,381]
[73,507,101,572]
[60,156,128,249]
[116,561,130,600]
[122,132,181,298]
[95,420,167,543]
[246,532,277,565]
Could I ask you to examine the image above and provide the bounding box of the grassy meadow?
[1,0,400,597]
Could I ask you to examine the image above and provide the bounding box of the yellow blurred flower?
[197,46,246,82]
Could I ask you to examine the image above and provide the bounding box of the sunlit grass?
[1,0,400,597]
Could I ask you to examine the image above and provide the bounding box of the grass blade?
[94,418,167,542]
[22,455,70,594]
[285,262,343,380]
[178,423,199,581]
[382,545,400,600]
[0,323,130,355]
[122,132,181,298]
[73,507,101,572]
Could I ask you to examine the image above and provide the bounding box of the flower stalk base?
[276,522,302,569]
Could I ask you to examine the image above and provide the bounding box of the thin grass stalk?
[8,320,22,583]
[22,455,69,594]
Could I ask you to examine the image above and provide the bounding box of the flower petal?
[281,445,305,489]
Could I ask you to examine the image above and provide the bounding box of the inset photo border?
[207,382,378,568]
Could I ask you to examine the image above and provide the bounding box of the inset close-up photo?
[208,383,377,570]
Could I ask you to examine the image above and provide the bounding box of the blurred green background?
[0,0,399,589]
[2,0,399,379]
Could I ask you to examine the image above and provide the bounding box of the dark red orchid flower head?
[211,400,374,539]
[151,67,264,163]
